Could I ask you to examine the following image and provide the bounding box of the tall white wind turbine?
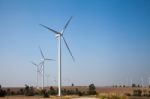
[40,16,75,96]
[39,47,54,89]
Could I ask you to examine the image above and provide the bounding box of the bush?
[0,85,6,97]
[41,89,49,98]
[124,93,131,96]
[133,89,142,96]
[0,90,6,97]
[88,84,97,95]
[132,84,136,88]
[24,84,35,96]
[48,86,57,95]
[78,91,83,96]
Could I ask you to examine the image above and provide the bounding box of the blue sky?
[0,0,150,87]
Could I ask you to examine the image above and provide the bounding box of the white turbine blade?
[40,24,60,34]
[45,58,55,61]
[30,61,38,66]
[39,47,45,59]
[62,36,75,62]
[62,16,73,34]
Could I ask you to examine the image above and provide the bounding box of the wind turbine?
[39,47,54,89]
[40,16,75,96]
[148,77,150,86]
[31,61,42,89]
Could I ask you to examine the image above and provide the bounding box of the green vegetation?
[0,83,98,97]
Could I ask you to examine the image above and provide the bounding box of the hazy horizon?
[0,0,150,87]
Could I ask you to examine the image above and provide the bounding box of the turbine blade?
[30,61,38,66]
[40,24,60,34]
[62,36,75,62]
[45,58,55,61]
[39,47,45,59]
[62,16,73,34]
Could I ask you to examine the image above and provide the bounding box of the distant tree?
[75,88,79,94]
[62,89,67,95]
[78,91,83,96]
[137,84,140,88]
[133,89,142,96]
[0,85,6,97]
[41,89,49,98]
[19,88,24,95]
[132,84,136,88]
[49,86,57,95]
[71,83,74,87]
[10,91,15,95]
[137,89,142,96]
[123,85,126,87]
[115,85,118,88]
[88,84,97,95]
[24,84,34,96]
[6,89,11,96]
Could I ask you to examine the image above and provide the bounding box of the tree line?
[0,84,97,97]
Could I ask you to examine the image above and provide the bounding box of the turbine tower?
[40,16,75,96]
[39,47,54,89]
[148,77,150,86]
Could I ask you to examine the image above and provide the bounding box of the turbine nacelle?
[40,58,44,62]
[55,34,61,38]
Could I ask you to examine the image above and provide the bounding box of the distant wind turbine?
[141,77,144,87]
[39,47,54,89]
[31,61,42,89]
[40,16,75,96]
[148,77,150,86]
